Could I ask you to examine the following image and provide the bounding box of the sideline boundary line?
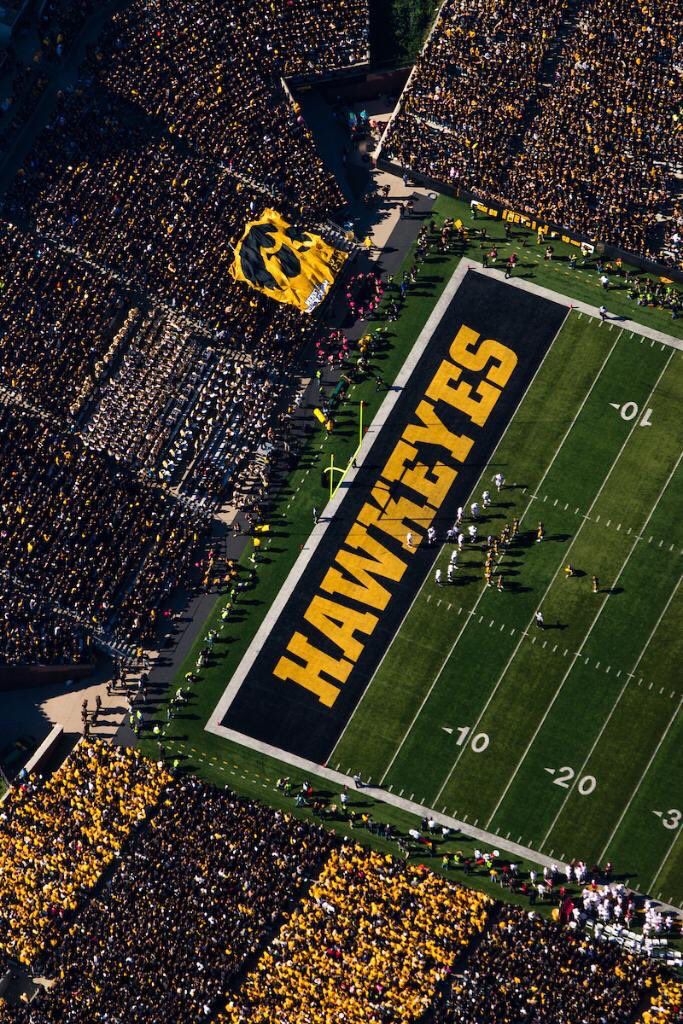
[466,261,683,351]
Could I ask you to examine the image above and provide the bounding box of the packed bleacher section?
[0,403,209,649]
[0,771,336,1022]
[383,0,569,197]
[0,751,680,1024]
[0,741,169,966]
[220,844,491,1024]
[503,0,683,262]
[640,978,683,1024]
[431,905,663,1023]
[90,0,348,216]
[382,0,683,266]
[0,577,91,666]
[0,0,370,667]
[0,221,131,418]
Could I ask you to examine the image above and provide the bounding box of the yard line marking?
[481,351,676,827]
[598,695,683,863]
[387,324,626,790]
[540,577,681,849]
[649,830,681,893]
[338,305,574,765]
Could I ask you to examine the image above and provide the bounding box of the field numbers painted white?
[620,401,639,421]
[654,808,681,830]
[549,765,597,794]
[609,402,653,426]
[454,726,490,753]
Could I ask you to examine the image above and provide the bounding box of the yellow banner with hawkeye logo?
[229,208,348,314]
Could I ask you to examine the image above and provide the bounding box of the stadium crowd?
[383,0,569,197]
[431,906,662,1024]
[0,577,91,666]
[0,750,680,1024]
[0,403,209,652]
[383,0,682,265]
[0,741,169,966]
[2,775,336,1023]
[91,0,348,217]
[221,844,491,1024]
[0,0,369,665]
[0,221,130,418]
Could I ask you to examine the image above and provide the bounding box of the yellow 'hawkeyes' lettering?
[273,325,518,706]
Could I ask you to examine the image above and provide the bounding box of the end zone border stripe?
[206,260,473,736]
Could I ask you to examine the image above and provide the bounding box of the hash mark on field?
[437,599,442,607]
[563,649,569,657]
[660,687,665,694]
[543,640,547,648]
[616,670,621,678]
[552,644,557,652]
[489,619,494,628]
[478,614,483,623]
[499,623,505,631]
[648,682,653,690]
[564,503,568,510]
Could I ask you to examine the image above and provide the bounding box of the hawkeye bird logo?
[230,208,347,314]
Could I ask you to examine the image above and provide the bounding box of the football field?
[209,268,683,908]
[333,295,683,906]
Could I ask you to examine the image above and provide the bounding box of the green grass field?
[141,193,683,913]
[333,310,683,906]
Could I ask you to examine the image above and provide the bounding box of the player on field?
[468,524,478,543]
[536,521,545,543]
[447,563,456,583]
[592,574,599,593]
[564,563,575,578]
[427,526,436,545]
[435,568,443,586]
[450,549,458,565]
[482,489,491,508]
[493,472,505,491]
[496,574,504,591]
[535,610,545,629]
[457,532,465,550]
[512,517,519,539]
[470,501,480,519]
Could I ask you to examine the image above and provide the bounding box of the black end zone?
[221,271,566,763]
